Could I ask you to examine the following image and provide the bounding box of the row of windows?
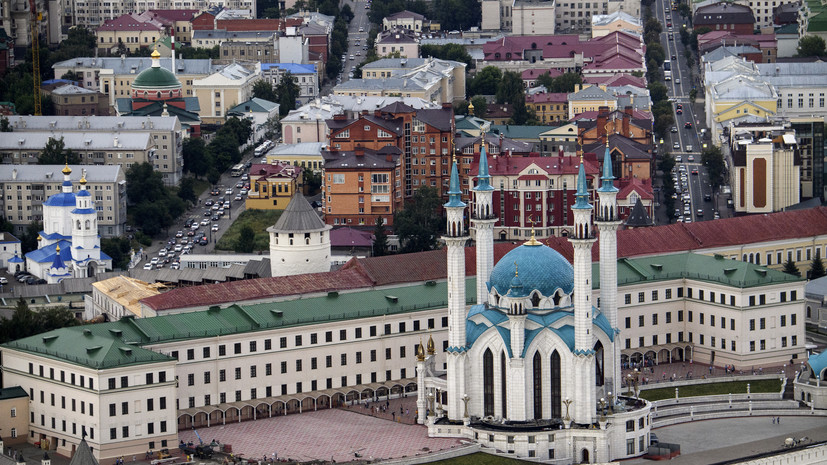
[170,318,448,362]
[623,288,798,307]
[28,364,96,389]
[109,421,167,440]
[108,397,167,416]
[185,370,406,407]
[107,371,167,390]
[624,332,798,351]
[35,413,94,440]
[34,390,94,417]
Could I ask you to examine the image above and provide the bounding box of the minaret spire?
[472,135,496,306]
[443,154,469,421]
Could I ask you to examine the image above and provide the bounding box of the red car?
[685,122,693,129]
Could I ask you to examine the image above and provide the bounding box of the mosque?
[416,139,652,462]
[24,165,112,283]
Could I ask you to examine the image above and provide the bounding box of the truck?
[179,443,214,460]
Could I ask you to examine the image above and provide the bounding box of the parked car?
[211,224,219,232]
[143,263,153,270]
[0,277,8,284]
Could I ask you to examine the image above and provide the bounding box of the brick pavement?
[178,402,462,463]
[621,360,801,389]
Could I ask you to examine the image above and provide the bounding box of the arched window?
[85,220,90,230]
[550,350,561,418]
[531,292,541,308]
[483,349,494,417]
[500,351,507,418]
[594,341,604,386]
[76,220,81,229]
[533,351,542,419]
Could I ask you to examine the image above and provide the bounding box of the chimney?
[361,109,368,116]
[623,107,631,135]
[354,146,365,156]
[333,113,347,121]
[442,102,452,110]
[374,109,381,117]
[597,106,609,140]
[386,154,393,162]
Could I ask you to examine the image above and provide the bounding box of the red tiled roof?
[217,19,284,32]
[330,227,373,247]
[98,13,165,32]
[475,153,599,177]
[141,207,827,310]
[521,68,563,80]
[147,9,199,21]
[617,177,654,200]
[142,267,373,311]
[525,92,568,104]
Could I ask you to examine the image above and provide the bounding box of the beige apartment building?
[192,63,261,124]
[0,386,29,445]
[5,115,184,186]
[0,165,127,237]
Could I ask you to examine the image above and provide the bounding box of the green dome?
[132,52,181,90]
[132,66,181,89]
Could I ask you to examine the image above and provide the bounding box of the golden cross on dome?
[525,216,541,245]
[514,261,518,277]
[452,139,457,164]
[605,120,612,147]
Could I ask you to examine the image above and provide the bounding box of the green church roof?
[132,51,181,90]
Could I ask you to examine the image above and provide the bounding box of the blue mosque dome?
[488,241,574,298]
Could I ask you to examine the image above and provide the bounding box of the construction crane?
[30,0,41,115]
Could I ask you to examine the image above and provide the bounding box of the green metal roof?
[132,65,181,90]
[3,252,800,370]
[0,386,28,400]
[490,124,551,140]
[593,252,804,289]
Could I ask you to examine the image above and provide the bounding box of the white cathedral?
[416,141,652,463]
[25,165,112,283]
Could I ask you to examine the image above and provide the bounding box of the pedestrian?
[400,406,403,414]
[772,417,776,424]
[777,417,781,424]
[392,412,396,421]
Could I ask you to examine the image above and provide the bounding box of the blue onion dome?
[489,242,574,298]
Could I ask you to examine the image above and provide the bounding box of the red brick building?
[693,3,756,34]
[470,153,600,240]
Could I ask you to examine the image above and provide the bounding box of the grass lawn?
[638,378,782,402]
[429,452,535,464]
[215,209,281,252]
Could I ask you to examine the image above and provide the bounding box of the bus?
[254,140,274,157]
[663,60,672,81]
[231,164,245,177]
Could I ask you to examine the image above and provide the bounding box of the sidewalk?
[621,360,801,389]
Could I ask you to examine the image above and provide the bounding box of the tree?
[21,221,42,254]
[61,70,83,82]
[701,145,726,190]
[39,137,80,165]
[236,225,256,253]
[0,116,10,132]
[689,88,698,104]
[393,186,443,253]
[0,298,79,344]
[221,116,253,146]
[177,177,197,204]
[537,72,583,93]
[678,3,690,18]
[303,169,322,195]
[182,138,209,177]
[470,95,488,118]
[420,43,474,69]
[798,35,827,57]
[510,98,531,125]
[253,80,279,103]
[373,216,389,256]
[810,256,826,280]
[125,163,185,236]
[275,71,302,117]
[783,258,801,277]
[495,71,524,105]
[453,100,469,115]
[340,4,354,22]
[648,82,669,104]
[432,0,481,30]
[468,66,502,96]
[101,236,133,270]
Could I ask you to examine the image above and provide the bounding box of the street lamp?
[462,393,470,418]
[563,398,573,422]
[599,398,607,421]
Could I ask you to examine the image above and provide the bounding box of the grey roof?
[268,142,327,156]
[702,45,762,63]
[361,57,430,69]
[624,197,654,227]
[0,165,123,183]
[268,194,328,232]
[569,85,615,100]
[0,132,151,151]
[592,11,641,27]
[68,439,100,465]
[281,96,439,123]
[52,57,216,76]
[805,274,827,300]
[7,115,179,132]
[51,84,98,95]
[334,78,426,92]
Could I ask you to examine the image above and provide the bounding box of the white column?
[445,235,467,421]
[474,218,496,305]
[598,220,621,393]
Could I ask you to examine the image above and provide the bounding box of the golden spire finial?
[62,162,71,175]
[56,244,60,253]
[605,120,612,147]
[37,234,42,241]
[417,338,425,361]
[524,216,541,245]
[427,334,435,355]
[514,261,518,277]
[468,99,475,116]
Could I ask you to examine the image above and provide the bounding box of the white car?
[212,224,219,232]
[170,263,180,270]
[174,244,183,252]
[143,263,153,270]
[201,219,210,226]
[240,189,248,195]
[0,277,7,284]
[150,257,159,264]
[225,188,233,195]
[158,248,167,257]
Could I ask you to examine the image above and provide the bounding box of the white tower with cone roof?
[472,136,497,306]
[268,194,332,277]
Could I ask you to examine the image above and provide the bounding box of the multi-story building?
[96,13,167,54]
[382,10,428,31]
[729,123,801,213]
[47,84,109,116]
[694,2,756,34]
[260,63,318,105]
[264,142,326,172]
[0,386,29,445]
[326,103,454,206]
[245,162,302,210]
[470,153,599,240]
[591,11,642,37]
[526,92,569,124]
[322,146,401,226]
[345,57,466,104]
[52,56,214,107]
[87,276,164,321]
[0,165,126,237]
[374,29,419,59]
[511,0,556,35]
[5,115,183,187]
[192,63,261,124]
[0,209,812,461]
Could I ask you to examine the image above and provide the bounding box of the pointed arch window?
[531,292,541,308]
[533,351,542,419]
[483,348,494,417]
[500,351,507,418]
[594,341,604,386]
[550,350,561,418]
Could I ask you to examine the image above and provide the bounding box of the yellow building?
[0,386,30,445]
[526,92,569,124]
[567,84,617,119]
[704,57,778,141]
[96,14,166,54]
[246,163,303,210]
[192,63,261,125]
[265,142,326,172]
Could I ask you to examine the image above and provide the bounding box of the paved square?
[178,406,463,463]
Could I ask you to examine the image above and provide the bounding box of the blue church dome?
[43,192,76,207]
[489,243,574,298]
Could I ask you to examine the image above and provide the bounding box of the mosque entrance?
[580,448,590,463]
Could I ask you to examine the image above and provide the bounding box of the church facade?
[25,165,112,283]
[417,141,653,462]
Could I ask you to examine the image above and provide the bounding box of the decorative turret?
[71,168,100,276]
[444,155,470,421]
[427,334,435,355]
[472,136,497,307]
[595,142,622,397]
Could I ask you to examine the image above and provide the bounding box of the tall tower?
[473,137,497,306]
[71,171,100,277]
[444,156,469,421]
[568,156,597,424]
[595,143,621,396]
